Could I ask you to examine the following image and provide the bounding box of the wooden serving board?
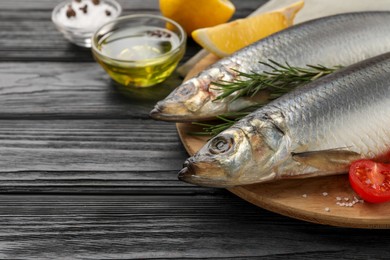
[176,54,390,228]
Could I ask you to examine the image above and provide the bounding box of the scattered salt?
[322,192,328,196]
[334,195,365,207]
[325,207,330,212]
[302,194,307,198]
[56,0,118,29]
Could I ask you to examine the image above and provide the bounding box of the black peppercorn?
[66,5,76,18]
[79,4,88,14]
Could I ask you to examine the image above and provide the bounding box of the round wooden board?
[176,53,390,228]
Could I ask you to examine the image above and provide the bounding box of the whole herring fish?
[178,52,390,187]
[150,12,390,122]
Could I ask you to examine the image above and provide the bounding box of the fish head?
[150,77,212,121]
[150,66,237,122]
[179,122,281,187]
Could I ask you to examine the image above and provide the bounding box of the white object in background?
[52,0,122,48]
[255,0,390,23]
[178,0,390,76]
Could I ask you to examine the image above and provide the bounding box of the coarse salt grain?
[56,0,117,29]
[334,195,365,207]
[302,194,307,198]
[322,192,328,196]
[325,207,330,212]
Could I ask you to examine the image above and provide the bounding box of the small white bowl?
[52,0,122,48]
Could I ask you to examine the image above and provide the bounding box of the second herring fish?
[151,12,390,122]
[178,52,390,187]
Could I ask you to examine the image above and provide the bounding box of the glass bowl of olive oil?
[91,14,186,88]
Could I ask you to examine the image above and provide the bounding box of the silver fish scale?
[219,12,390,75]
[251,53,390,158]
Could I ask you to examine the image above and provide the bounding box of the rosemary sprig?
[190,111,251,136]
[192,60,342,136]
[212,60,342,101]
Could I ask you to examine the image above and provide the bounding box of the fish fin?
[292,149,361,172]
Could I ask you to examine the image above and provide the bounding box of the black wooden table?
[1,0,390,258]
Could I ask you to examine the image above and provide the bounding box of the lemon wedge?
[192,1,304,57]
[159,0,235,35]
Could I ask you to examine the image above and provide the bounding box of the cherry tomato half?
[349,159,390,203]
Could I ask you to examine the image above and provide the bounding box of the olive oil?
[94,26,185,87]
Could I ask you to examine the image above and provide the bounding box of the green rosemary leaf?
[190,115,243,136]
[189,108,260,136]
[194,60,342,136]
[211,60,342,102]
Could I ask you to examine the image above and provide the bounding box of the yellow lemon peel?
[192,1,304,57]
[159,0,235,35]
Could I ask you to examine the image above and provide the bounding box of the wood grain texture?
[0,0,264,62]
[0,119,224,194]
[2,0,386,259]
[0,62,180,118]
[0,1,267,195]
[0,194,388,259]
[0,0,264,11]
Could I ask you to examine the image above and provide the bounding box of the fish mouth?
[149,105,167,120]
[178,159,232,188]
[178,158,196,183]
[150,104,214,122]
[178,166,194,183]
[149,106,191,122]
[149,104,192,122]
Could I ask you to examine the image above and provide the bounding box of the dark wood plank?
[0,194,387,259]
[2,1,371,259]
[0,10,201,62]
[0,1,268,195]
[0,119,223,194]
[0,0,266,61]
[0,62,181,118]
[0,0,162,61]
[0,0,264,11]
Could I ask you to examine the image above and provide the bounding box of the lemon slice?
[192,1,304,57]
[159,0,235,35]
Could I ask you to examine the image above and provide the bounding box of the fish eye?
[209,135,234,154]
